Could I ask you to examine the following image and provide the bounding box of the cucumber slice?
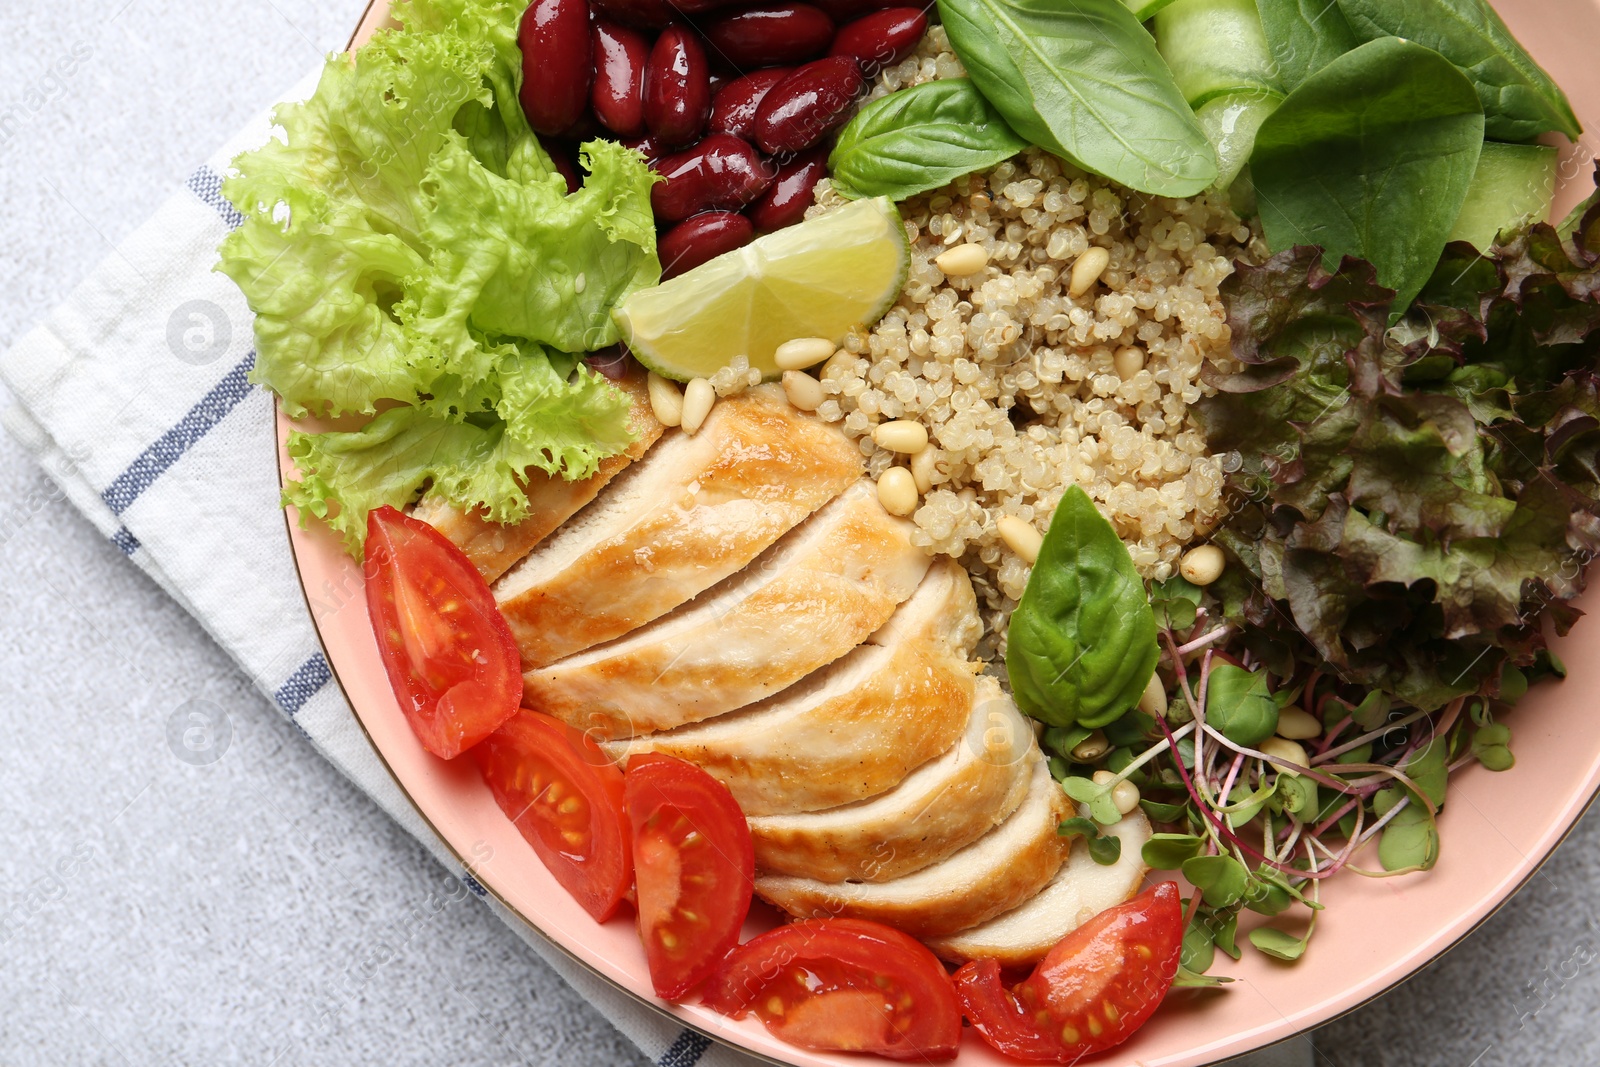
[1195,90,1283,191]
[1448,141,1559,250]
[1153,0,1281,107]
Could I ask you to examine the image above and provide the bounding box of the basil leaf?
[1006,485,1159,729]
[1255,0,1359,91]
[1205,663,1279,747]
[1182,854,1250,908]
[936,0,1217,197]
[829,80,1029,202]
[1336,0,1582,141]
[1251,37,1486,313]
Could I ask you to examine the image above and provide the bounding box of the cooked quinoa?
[717,26,1268,658]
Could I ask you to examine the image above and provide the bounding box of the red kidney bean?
[591,21,651,137]
[651,134,775,221]
[592,0,677,28]
[621,132,665,165]
[746,146,828,231]
[666,0,745,11]
[517,0,594,136]
[644,26,713,148]
[660,212,756,278]
[752,56,863,155]
[709,68,791,140]
[704,4,834,69]
[586,345,636,379]
[828,7,927,76]
[561,109,604,142]
[810,0,900,21]
[539,137,583,193]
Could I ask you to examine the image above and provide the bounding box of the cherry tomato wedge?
[475,710,633,922]
[363,506,521,759]
[702,917,962,1061]
[625,754,753,999]
[954,882,1183,1063]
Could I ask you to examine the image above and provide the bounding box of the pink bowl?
[279,2,1600,1062]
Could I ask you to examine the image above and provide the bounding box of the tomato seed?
[766,996,786,1016]
[559,796,582,814]
[1062,1024,1080,1044]
[659,929,679,949]
[1103,1000,1119,1022]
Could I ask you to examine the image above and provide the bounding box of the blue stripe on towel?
[274,652,332,716]
[101,352,256,516]
[110,527,141,556]
[657,1030,711,1067]
[186,165,245,230]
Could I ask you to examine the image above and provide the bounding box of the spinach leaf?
[828,80,1029,202]
[937,0,1217,197]
[1254,0,1359,91]
[1336,0,1581,141]
[1250,37,1485,313]
[1007,486,1159,729]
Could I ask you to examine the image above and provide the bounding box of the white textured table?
[0,2,1596,1065]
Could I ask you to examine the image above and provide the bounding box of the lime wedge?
[615,196,909,382]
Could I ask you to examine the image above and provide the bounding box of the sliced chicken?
[604,559,982,815]
[496,385,862,667]
[747,676,1034,883]
[927,810,1153,967]
[754,757,1071,939]
[525,479,931,740]
[412,368,664,582]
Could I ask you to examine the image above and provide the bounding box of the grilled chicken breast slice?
[754,757,1071,939]
[496,385,862,668]
[525,479,931,740]
[411,368,663,583]
[925,809,1151,966]
[604,559,982,815]
[747,676,1033,883]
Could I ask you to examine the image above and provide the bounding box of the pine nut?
[876,466,918,517]
[1180,544,1226,586]
[910,446,939,494]
[1113,345,1146,380]
[1071,730,1109,762]
[646,371,684,428]
[1093,770,1116,786]
[1069,246,1111,297]
[781,370,824,412]
[934,244,989,276]
[680,378,715,435]
[1275,707,1323,741]
[997,515,1043,565]
[1138,672,1168,718]
[873,420,929,455]
[1260,737,1309,774]
[774,337,835,371]
[1111,779,1141,815]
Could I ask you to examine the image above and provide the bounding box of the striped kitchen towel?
[0,68,1309,1067]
